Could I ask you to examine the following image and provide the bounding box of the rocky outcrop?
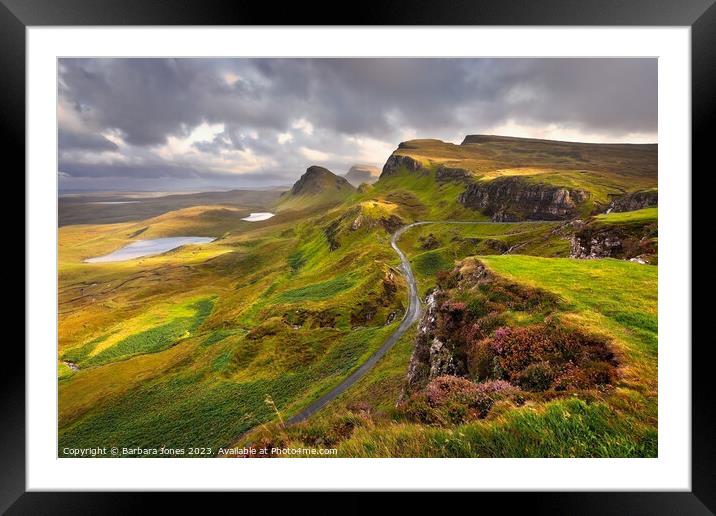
[404,258,561,395]
[380,154,424,178]
[459,177,588,221]
[570,220,657,261]
[348,210,404,234]
[418,233,441,250]
[323,219,341,251]
[436,166,471,183]
[570,229,624,259]
[405,289,459,393]
[404,261,493,392]
[608,190,657,213]
[350,268,404,327]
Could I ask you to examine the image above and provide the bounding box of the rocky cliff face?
[436,165,471,183]
[380,154,424,178]
[405,261,495,393]
[405,289,462,393]
[459,177,588,221]
[608,190,658,213]
[570,220,657,263]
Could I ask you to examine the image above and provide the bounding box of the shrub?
[425,375,476,406]
[519,362,555,391]
[483,323,617,392]
[467,296,490,319]
[413,376,519,424]
[435,300,467,342]
[436,268,460,290]
[401,393,440,424]
[466,338,495,381]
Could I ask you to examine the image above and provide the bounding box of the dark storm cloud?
[58,58,657,191]
[58,129,119,152]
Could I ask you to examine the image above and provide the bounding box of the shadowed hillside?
[277,166,356,211]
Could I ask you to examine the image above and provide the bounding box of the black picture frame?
[5,0,712,512]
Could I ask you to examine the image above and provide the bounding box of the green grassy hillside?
[58,134,658,458]
[243,255,656,457]
[58,191,413,455]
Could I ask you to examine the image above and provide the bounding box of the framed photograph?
[7,0,713,511]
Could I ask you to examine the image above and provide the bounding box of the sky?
[58,58,657,192]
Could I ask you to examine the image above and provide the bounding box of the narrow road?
[285,220,534,424]
[285,222,423,424]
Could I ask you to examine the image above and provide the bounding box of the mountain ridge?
[375,134,657,221]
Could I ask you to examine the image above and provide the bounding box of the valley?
[58,135,658,458]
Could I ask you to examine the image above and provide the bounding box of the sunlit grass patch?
[81,297,215,367]
[61,333,111,364]
[274,274,357,303]
[58,361,76,381]
[594,207,657,224]
[58,322,400,454]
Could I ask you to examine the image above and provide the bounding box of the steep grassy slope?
[365,167,485,222]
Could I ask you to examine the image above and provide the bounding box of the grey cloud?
[58,160,208,179]
[58,58,657,191]
[59,159,288,182]
[58,128,119,152]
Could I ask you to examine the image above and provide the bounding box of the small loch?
[85,237,215,263]
[241,212,275,222]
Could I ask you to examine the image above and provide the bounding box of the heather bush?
[485,323,617,392]
[476,311,507,335]
[466,338,496,381]
[435,300,467,343]
[519,362,555,391]
[401,393,440,424]
[467,296,490,319]
[425,375,477,406]
[413,257,618,433]
[404,376,518,425]
[461,322,486,346]
[436,268,461,290]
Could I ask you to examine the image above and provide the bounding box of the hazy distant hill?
[58,189,282,226]
[344,164,380,186]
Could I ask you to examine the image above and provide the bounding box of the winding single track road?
[286,220,550,424]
